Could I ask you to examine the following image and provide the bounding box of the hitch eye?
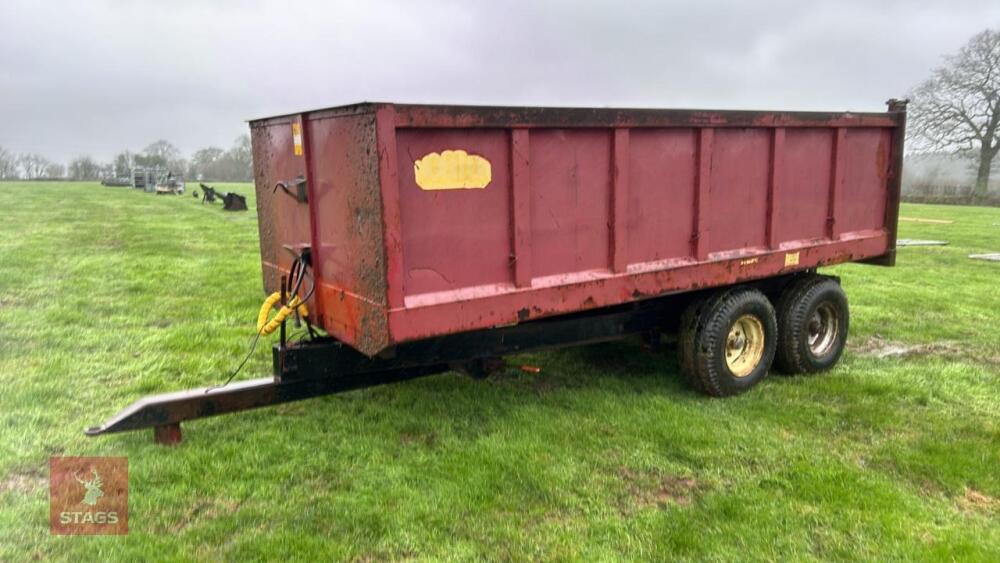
[274,175,308,203]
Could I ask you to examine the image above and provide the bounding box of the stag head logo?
[73,468,104,506]
[50,456,127,535]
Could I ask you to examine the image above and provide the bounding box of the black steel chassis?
[85,275,798,444]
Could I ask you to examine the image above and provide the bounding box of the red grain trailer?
[88,100,906,443]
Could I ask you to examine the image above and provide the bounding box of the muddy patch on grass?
[0,467,47,495]
[170,497,248,533]
[399,430,438,448]
[851,335,962,359]
[618,467,704,514]
[851,336,999,367]
[957,488,999,516]
[0,294,30,312]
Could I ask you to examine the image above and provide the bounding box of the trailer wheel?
[775,275,849,374]
[678,288,777,396]
[677,297,709,394]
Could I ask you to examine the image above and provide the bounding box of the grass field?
[1,181,998,561]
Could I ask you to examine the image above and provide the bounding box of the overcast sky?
[1,0,998,163]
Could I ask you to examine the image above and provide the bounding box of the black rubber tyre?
[774,275,849,375]
[677,296,710,394]
[677,288,778,396]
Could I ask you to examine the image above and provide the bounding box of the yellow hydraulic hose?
[256,292,309,336]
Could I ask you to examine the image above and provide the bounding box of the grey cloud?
[1,0,997,163]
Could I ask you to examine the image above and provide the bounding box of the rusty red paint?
[873,99,908,266]
[375,105,405,311]
[510,129,532,287]
[299,114,325,326]
[778,128,834,243]
[250,102,904,356]
[153,423,182,445]
[610,128,630,273]
[766,127,785,249]
[693,128,713,261]
[387,105,898,130]
[251,114,314,311]
[397,129,512,296]
[388,233,889,343]
[828,127,847,239]
[628,128,697,264]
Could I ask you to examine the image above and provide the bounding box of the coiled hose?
[256,292,309,336]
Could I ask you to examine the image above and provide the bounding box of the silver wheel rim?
[807,303,838,357]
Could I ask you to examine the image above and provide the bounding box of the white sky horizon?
[1,0,998,163]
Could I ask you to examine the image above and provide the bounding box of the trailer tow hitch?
[85,296,673,445]
[84,362,444,445]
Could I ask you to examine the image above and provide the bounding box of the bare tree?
[68,156,101,180]
[44,162,65,179]
[17,153,51,179]
[188,136,252,181]
[0,145,17,179]
[142,140,181,163]
[97,162,115,179]
[112,150,134,178]
[224,134,253,182]
[909,29,1000,199]
[189,146,225,180]
[139,140,186,173]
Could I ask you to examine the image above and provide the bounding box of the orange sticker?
[292,122,303,156]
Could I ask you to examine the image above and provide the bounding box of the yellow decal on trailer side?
[414,150,492,190]
[784,251,801,267]
[291,123,303,156]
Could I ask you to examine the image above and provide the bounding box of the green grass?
[1,182,998,561]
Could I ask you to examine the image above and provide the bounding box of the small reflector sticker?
[291,123,303,156]
[414,150,491,190]
[784,251,800,267]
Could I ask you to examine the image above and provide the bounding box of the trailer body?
[89,101,905,443]
[250,102,904,357]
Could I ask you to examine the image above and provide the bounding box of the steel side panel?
[388,233,888,342]
[252,111,391,355]
[874,105,906,265]
[707,129,770,254]
[251,119,312,298]
[308,114,390,353]
[528,129,613,277]
[396,129,513,296]
[626,129,697,264]
[384,123,894,348]
[838,128,891,234]
[252,103,902,356]
[375,107,405,311]
[389,104,898,129]
[776,128,833,243]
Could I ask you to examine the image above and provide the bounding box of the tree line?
[0,135,253,182]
